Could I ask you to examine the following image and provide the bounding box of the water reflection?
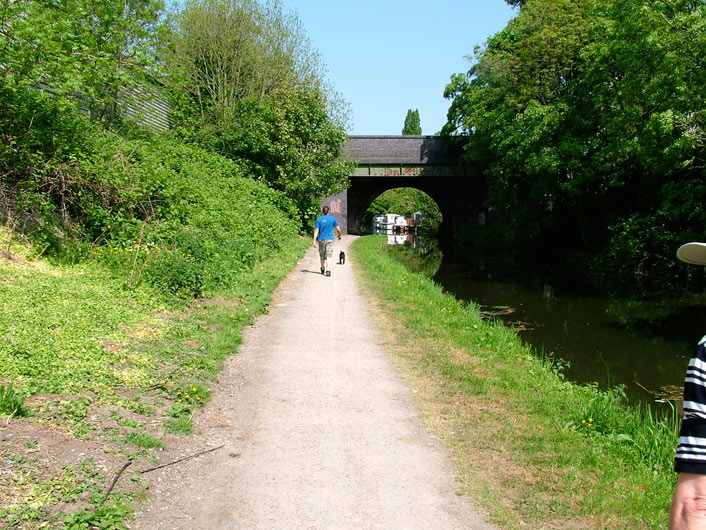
[383,236,699,407]
[377,229,442,278]
[373,227,425,250]
[433,262,691,404]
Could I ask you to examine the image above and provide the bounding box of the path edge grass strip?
[350,234,679,529]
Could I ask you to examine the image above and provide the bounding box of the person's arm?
[671,337,706,528]
[336,226,342,240]
[312,228,319,246]
[670,473,706,529]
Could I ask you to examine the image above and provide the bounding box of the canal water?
[380,233,706,407]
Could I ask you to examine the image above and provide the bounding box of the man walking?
[313,205,342,277]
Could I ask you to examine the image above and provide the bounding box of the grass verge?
[0,230,309,529]
[351,235,679,529]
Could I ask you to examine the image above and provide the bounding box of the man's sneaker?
[325,271,331,277]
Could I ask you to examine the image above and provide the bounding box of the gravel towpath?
[131,235,496,530]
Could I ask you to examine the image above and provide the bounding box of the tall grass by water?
[352,235,680,529]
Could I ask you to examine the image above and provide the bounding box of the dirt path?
[130,236,496,529]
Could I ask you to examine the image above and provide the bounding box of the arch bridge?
[324,136,484,245]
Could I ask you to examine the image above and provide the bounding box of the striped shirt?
[675,335,706,474]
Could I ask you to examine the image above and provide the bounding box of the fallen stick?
[633,380,654,395]
[4,409,17,427]
[139,444,225,474]
[102,461,132,506]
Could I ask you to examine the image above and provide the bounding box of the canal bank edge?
[350,234,677,530]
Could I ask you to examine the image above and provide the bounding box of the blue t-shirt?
[315,214,339,241]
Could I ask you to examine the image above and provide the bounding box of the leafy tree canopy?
[0,0,165,117]
[443,0,706,289]
[162,0,351,226]
[1,0,352,264]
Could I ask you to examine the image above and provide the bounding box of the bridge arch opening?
[324,136,485,257]
[360,187,442,236]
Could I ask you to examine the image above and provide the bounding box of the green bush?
[2,112,300,297]
[0,383,27,417]
[83,135,301,297]
[590,213,678,293]
[2,82,302,299]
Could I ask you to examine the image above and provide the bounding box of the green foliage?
[0,383,27,417]
[0,229,308,527]
[162,0,352,227]
[1,0,348,274]
[0,0,341,525]
[1,89,302,295]
[215,87,352,227]
[0,227,308,409]
[402,109,422,135]
[564,383,680,477]
[0,258,164,402]
[443,0,706,291]
[63,502,130,530]
[0,0,165,117]
[164,0,324,119]
[361,188,442,235]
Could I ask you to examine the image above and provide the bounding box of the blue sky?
[277,0,517,136]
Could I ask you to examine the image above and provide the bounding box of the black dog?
[339,251,345,265]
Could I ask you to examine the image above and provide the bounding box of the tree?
[402,109,422,135]
[164,0,327,124]
[0,0,165,117]
[443,0,706,288]
[444,0,596,249]
[217,86,351,226]
[161,0,352,228]
[0,0,167,243]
